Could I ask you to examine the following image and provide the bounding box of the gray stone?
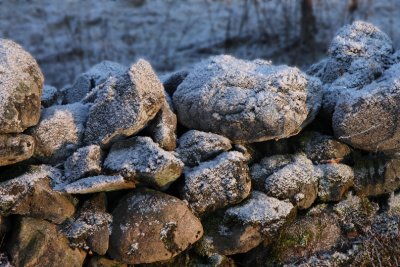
[0,39,44,133]
[176,130,232,167]
[61,175,135,194]
[108,190,203,264]
[0,134,35,166]
[161,70,189,96]
[181,151,251,216]
[64,145,102,183]
[41,85,60,107]
[104,136,183,190]
[84,59,165,147]
[317,163,354,202]
[173,55,322,143]
[29,103,90,164]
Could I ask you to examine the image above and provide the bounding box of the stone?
[0,39,44,133]
[41,85,59,107]
[29,103,90,164]
[7,217,86,267]
[181,151,251,216]
[61,175,135,194]
[87,256,128,267]
[317,163,354,202]
[0,134,35,166]
[64,145,102,183]
[173,55,322,143]
[161,70,188,96]
[197,191,295,255]
[388,192,400,215]
[0,165,75,224]
[63,61,126,104]
[108,190,203,264]
[103,136,183,190]
[84,59,165,147]
[176,130,232,167]
[263,153,319,209]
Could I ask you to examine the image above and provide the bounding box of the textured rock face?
[181,151,251,216]
[8,217,86,267]
[61,175,135,194]
[0,134,35,166]
[41,85,59,107]
[29,103,90,163]
[173,55,322,143]
[104,136,183,190]
[64,145,102,183]
[108,190,203,264]
[84,59,165,147]
[0,39,44,133]
[317,163,354,202]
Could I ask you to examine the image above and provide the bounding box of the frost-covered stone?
[0,39,44,133]
[317,163,354,202]
[0,165,75,224]
[64,145,102,183]
[176,130,232,167]
[108,190,203,264]
[61,175,135,194]
[181,151,251,216]
[104,136,183,190]
[161,70,189,96]
[8,217,86,267]
[84,59,164,147]
[63,61,126,104]
[263,153,319,209]
[197,191,295,255]
[41,85,59,107]
[0,134,35,166]
[173,55,322,143]
[29,103,89,164]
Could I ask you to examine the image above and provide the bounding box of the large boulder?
[0,39,44,133]
[0,134,35,166]
[173,55,322,143]
[108,190,203,264]
[84,59,165,147]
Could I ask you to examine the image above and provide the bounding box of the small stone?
[103,136,183,190]
[108,190,203,264]
[41,85,60,107]
[87,256,128,267]
[64,145,102,183]
[0,134,35,166]
[0,39,44,133]
[61,175,135,194]
[161,70,188,96]
[388,192,400,215]
[84,59,165,147]
[181,151,251,216]
[317,163,354,202]
[29,103,90,164]
[7,217,86,267]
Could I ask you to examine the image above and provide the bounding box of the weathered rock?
[64,145,102,183]
[0,165,75,223]
[108,190,203,264]
[104,136,183,190]
[161,70,189,96]
[388,192,400,215]
[63,193,112,255]
[353,155,400,196]
[29,103,90,164]
[181,151,251,216]
[176,130,232,167]
[84,59,165,147]
[63,61,126,104]
[87,256,128,267]
[0,39,44,133]
[317,163,354,202]
[173,55,322,143]
[61,175,135,194]
[262,153,320,209]
[7,217,86,267]
[41,85,59,107]
[197,191,295,255]
[0,134,35,166]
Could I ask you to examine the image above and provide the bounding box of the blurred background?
[1,0,399,87]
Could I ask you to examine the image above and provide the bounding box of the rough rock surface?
[173,55,322,143]
[7,217,86,267]
[61,175,135,194]
[108,190,203,264]
[0,134,35,166]
[64,145,102,183]
[41,85,59,108]
[87,256,128,267]
[84,59,165,147]
[0,39,44,133]
[103,137,183,190]
[176,130,232,167]
[317,163,354,202]
[181,151,251,216]
[197,191,295,255]
[29,103,90,163]
[161,70,189,96]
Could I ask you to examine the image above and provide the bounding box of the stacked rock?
[1,21,400,267]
